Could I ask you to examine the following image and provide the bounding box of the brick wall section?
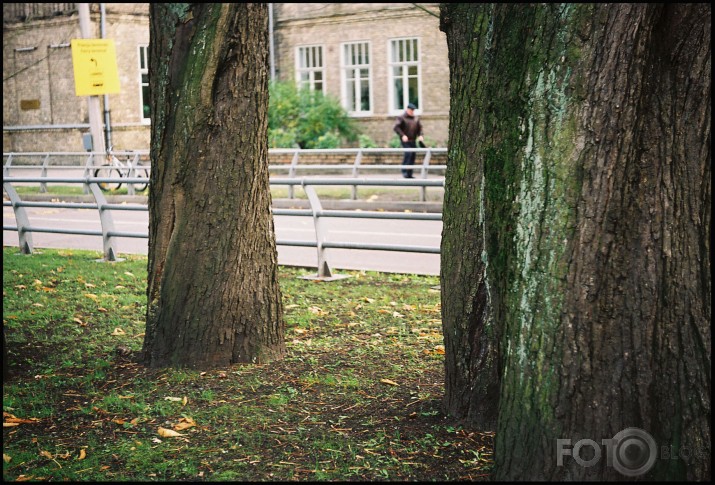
[3,4,150,153]
[273,3,449,146]
[267,151,447,169]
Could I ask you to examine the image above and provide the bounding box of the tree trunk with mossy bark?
[440,3,710,480]
[142,4,285,369]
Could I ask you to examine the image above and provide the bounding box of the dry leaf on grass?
[15,475,37,482]
[78,449,86,460]
[158,427,185,438]
[111,327,126,336]
[380,378,398,386]
[3,412,40,426]
[174,416,196,431]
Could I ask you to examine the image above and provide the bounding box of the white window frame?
[138,45,150,124]
[387,37,422,116]
[295,45,325,92]
[340,41,373,116]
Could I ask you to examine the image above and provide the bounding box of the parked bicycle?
[93,151,149,192]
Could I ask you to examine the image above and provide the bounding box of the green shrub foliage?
[268,81,361,148]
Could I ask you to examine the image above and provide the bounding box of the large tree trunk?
[142,4,285,369]
[440,3,710,481]
[439,5,500,430]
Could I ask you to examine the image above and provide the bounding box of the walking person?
[393,103,424,178]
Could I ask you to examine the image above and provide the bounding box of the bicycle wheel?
[131,163,149,192]
[93,164,123,191]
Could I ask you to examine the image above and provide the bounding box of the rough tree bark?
[440,3,710,480]
[142,4,285,369]
[438,4,500,431]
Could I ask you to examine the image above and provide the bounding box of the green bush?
[358,134,378,148]
[268,128,299,148]
[313,131,341,149]
[268,81,359,148]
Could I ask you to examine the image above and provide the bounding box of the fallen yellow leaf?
[78,449,86,460]
[380,378,398,386]
[174,416,196,431]
[39,450,53,459]
[158,427,185,438]
[3,414,40,425]
[3,454,11,463]
[309,306,326,316]
[84,293,99,300]
[111,327,126,336]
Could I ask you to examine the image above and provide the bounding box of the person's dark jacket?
[393,111,423,141]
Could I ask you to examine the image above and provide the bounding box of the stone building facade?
[272,3,448,146]
[3,3,448,153]
[3,3,151,153]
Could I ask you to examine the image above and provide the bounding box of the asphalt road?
[3,204,441,276]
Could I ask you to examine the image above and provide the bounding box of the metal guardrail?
[4,148,446,201]
[3,150,445,279]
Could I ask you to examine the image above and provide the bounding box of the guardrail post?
[419,148,432,202]
[125,154,137,196]
[86,180,123,262]
[3,154,13,179]
[3,182,34,254]
[351,150,362,200]
[82,153,94,195]
[288,150,299,199]
[39,153,50,193]
[300,184,349,281]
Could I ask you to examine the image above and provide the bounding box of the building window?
[139,45,150,123]
[388,38,421,113]
[296,45,324,92]
[341,42,372,115]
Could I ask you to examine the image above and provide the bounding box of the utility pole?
[77,3,106,159]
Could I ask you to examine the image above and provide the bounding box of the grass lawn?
[13,185,444,203]
[2,247,493,481]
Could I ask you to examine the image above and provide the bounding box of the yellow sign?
[71,39,120,96]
